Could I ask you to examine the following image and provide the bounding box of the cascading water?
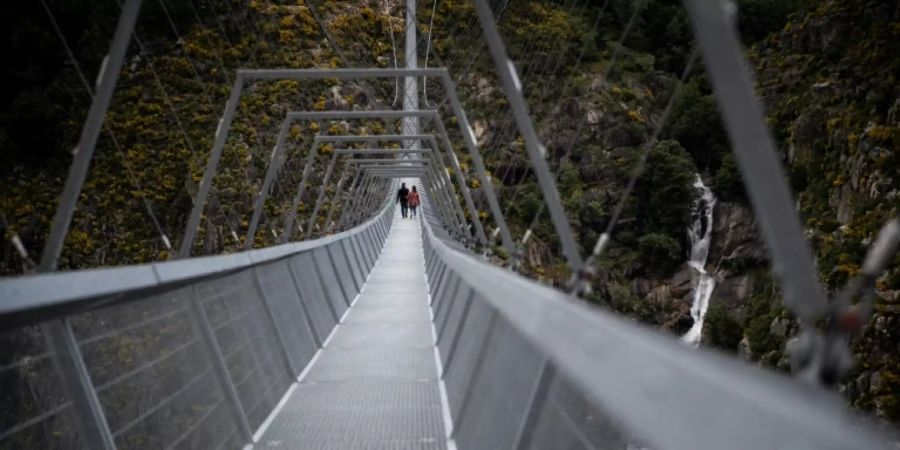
[682,175,717,346]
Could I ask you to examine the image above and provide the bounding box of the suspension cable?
[586,49,699,267]
[41,0,172,252]
[114,0,247,252]
[422,0,439,108]
[518,0,639,269]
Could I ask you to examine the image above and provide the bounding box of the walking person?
[408,186,420,218]
[397,182,409,218]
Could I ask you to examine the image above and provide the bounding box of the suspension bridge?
[1,0,898,449]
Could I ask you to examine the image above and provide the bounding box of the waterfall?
[682,175,717,346]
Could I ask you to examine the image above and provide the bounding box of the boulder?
[711,274,753,314]
[668,266,693,299]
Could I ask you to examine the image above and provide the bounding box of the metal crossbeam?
[183,69,509,257]
[271,122,487,246]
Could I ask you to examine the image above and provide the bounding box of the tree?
[634,140,698,240]
[637,232,682,276]
[663,78,729,173]
[703,302,743,352]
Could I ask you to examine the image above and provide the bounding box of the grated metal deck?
[257,213,450,449]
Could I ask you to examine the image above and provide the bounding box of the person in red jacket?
[407,186,420,218]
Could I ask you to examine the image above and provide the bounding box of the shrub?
[703,302,743,352]
[637,232,682,277]
[634,140,698,239]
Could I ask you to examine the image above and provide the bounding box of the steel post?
[472,0,585,272]
[245,119,291,249]
[42,320,117,449]
[337,168,365,229]
[251,268,298,376]
[37,3,144,449]
[40,0,144,271]
[178,75,245,258]
[187,289,254,443]
[282,140,319,243]
[305,152,338,237]
[323,165,352,233]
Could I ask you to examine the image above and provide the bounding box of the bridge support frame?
[181,70,505,259]
[266,119,487,247]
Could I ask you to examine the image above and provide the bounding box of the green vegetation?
[637,233,682,277]
[1,0,898,427]
[703,302,743,352]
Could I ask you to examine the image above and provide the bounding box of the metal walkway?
[1,0,898,447]
[258,211,451,449]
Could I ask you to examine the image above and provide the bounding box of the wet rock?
[857,371,871,394]
[645,285,672,307]
[708,202,766,268]
[633,278,653,298]
[789,108,825,163]
[665,311,694,335]
[875,315,888,335]
[769,317,789,339]
[473,120,489,145]
[712,274,752,313]
[870,371,884,394]
[738,336,752,359]
[832,183,854,224]
[668,266,693,299]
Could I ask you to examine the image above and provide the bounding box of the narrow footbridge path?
[1,0,896,446]
[259,212,451,448]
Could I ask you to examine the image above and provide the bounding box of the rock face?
[637,200,765,337]
[746,0,900,422]
[708,202,766,270]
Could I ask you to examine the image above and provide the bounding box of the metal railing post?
[323,165,351,233]
[471,0,585,273]
[431,119,490,247]
[336,168,365,230]
[39,0,143,271]
[281,139,320,243]
[178,74,246,258]
[245,119,291,249]
[350,173,376,226]
[305,152,338,237]
[187,288,254,443]
[251,267,298,376]
[36,2,144,448]
[425,142,470,234]
[434,94,515,257]
[285,258,324,348]
[42,320,117,450]
[362,178,389,224]
[513,359,556,449]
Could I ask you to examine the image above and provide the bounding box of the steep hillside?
[0,0,897,426]
[750,0,900,419]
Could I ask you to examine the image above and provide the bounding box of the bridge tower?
[402,0,418,151]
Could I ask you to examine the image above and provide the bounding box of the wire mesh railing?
[2,0,900,449]
[0,201,394,449]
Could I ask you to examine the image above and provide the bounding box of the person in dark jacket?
[397,183,409,218]
[407,186,420,218]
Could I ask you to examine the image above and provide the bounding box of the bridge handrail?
[419,203,891,450]
[0,197,393,330]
